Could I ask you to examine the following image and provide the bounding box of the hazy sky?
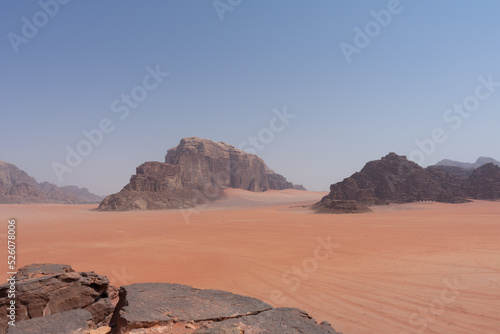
[1,1,500,195]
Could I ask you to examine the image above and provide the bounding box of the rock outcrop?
[110,283,339,334]
[2,264,341,334]
[313,199,372,214]
[317,153,469,207]
[316,153,500,213]
[7,309,94,334]
[98,137,300,211]
[196,308,337,334]
[0,264,115,333]
[0,161,103,204]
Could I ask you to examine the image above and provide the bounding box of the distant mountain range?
[436,157,500,169]
[0,160,103,204]
[3,149,499,210]
[316,153,500,213]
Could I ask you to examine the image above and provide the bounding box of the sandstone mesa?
[98,137,304,211]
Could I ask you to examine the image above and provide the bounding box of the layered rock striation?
[98,137,301,211]
[0,264,116,333]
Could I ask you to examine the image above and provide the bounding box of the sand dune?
[1,190,499,333]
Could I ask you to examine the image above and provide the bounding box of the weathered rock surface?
[313,199,372,214]
[110,283,339,334]
[196,308,338,334]
[1,264,340,334]
[317,153,500,212]
[318,153,469,207]
[0,161,103,204]
[0,264,115,333]
[463,163,500,200]
[110,283,272,332]
[99,137,300,211]
[16,263,73,280]
[6,309,94,334]
[426,165,474,178]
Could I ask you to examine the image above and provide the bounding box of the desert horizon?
[3,2,500,333]
[2,189,499,333]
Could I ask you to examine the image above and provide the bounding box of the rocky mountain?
[427,165,474,177]
[463,163,500,200]
[435,157,500,169]
[98,137,301,211]
[0,160,103,204]
[316,153,500,212]
[1,263,341,334]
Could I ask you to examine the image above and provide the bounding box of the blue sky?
[1,1,499,195]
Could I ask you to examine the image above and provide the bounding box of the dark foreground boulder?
[0,264,341,333]
[6,309,93,334]
[0,264,115,333]
[196,307,338,334]
[110,283,340,334]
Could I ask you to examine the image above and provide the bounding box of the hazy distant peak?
[476,157,500,166]
[0,161,103,204]
[435,157,500,169]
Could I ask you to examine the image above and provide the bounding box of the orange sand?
[1,189,499,333]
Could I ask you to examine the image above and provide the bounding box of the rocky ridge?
[1,264,341,334]
[463,162,500,199]
[98,137,302,211]
[0,161,103,204]
[316,153,500,212]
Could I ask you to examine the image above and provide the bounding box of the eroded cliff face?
[164,138,291,192]
[98,137,298,211]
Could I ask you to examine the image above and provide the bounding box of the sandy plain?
[1,189,499,334]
